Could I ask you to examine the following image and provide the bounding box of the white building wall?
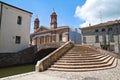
[69,28,81,44]
[69,28,75,42]
[62,32,68,42]
[75,28,82,44]
[114,35,120,53]
[0,3,32,53]
[0,3,1,44]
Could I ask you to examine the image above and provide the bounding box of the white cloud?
[75,0,120,28]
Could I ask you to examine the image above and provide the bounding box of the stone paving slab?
[0,72,67,80]
[0,59,120,80]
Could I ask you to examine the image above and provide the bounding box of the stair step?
[67,50,99,54]
[66,52,100,55]
[63,53,102,57]
[59,54,109,61]
[51,57,116,69]
[62,54,106,59]
[58,55,111,63]
[49,58,117,71]
[54,57,114,66]
[67,51,99,54]
[48,45,118,72]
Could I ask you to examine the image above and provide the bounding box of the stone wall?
[0,46,37,68]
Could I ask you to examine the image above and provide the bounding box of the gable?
[35,26,49,33]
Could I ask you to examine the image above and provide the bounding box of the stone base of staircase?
[48,45,118,72]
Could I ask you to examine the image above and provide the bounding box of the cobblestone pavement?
[0,59,120,80]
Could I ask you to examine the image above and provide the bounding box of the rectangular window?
[109,34,114,42]
[15,36,21,44]
[101,28,105,32]
[108,28,112,31]
[95,35,99,43]
[83,37,86,43]
[102,35,106,43]
[17,16,22,25]
[59,34,62,41]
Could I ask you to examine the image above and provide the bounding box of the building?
[30,11,81,45]
[80,20,120,53]
[0,1,32,53]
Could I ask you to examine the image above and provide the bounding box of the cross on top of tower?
[51,8,57,15]
[53,8,55,12]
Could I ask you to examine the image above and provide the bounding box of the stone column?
[52,34,56,42]
[44,36,45,44]
[32,38,37,45]
[66,34,69,41]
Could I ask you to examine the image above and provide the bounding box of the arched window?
[17,16,22,25]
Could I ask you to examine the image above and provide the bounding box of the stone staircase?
[49,45,117,72]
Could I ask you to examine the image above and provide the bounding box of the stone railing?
[37,42,65,51]
[35,41,74,72]
[86,45,118,58]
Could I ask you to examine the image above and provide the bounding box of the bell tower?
[50,9,57,29]
[34,18,39,32]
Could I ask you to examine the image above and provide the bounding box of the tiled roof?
[0,1,32,14]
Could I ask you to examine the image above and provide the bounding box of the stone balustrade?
[37,42,65,51]
[86,45,119,58]
[35,41,74,72]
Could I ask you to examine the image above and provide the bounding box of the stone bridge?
[37,42,65,51]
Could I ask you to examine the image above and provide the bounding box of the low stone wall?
[97,47,119,58]
[86,45,119,58]
[36,41,74,72]
[0,46,37,67]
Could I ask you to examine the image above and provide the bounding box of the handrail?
[35,41,74,72]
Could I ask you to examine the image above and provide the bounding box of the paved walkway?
[0,59,120,80]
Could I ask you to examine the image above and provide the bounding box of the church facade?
[30,11,81,45]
